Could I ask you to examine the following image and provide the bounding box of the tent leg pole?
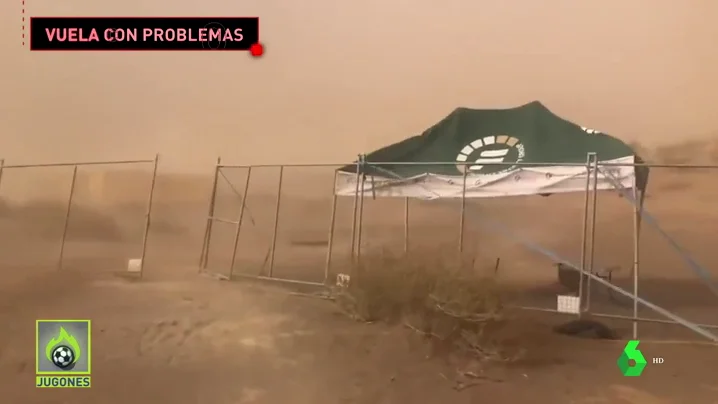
[585,154,599,312]
[356,173,366,265]
[577,153,592,316]
[458,166,468,256]
[632,186,641,339]
[349,159,361,262]
[403,197,409,255]
[351,168,366,286]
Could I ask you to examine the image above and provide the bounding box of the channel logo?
[617,340,648,377]
[35,319,92,388]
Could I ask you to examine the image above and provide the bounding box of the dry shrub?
[334,251,524,363]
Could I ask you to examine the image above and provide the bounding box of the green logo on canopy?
[455,135,526,175]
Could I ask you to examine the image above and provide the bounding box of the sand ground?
[1,163,717,403]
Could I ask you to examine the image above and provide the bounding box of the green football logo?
[45,327,82,364]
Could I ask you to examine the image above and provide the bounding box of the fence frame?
[199,157,718,342]
[0,156,159,278]
[198,161,349,287]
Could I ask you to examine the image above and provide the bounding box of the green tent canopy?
[336,101,648,199]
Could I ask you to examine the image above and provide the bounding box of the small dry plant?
[333,251,524,364]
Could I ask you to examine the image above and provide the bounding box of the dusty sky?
[1,0,717,172]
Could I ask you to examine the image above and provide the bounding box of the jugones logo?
[455,135,525,174]
[36,319,92,389]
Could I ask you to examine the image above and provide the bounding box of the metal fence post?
[324,171,339,284]
[138,154,159,279]
[199,157,221,272]
[228,166,252,280]
[267,165,284,278]
[58,165,78,271]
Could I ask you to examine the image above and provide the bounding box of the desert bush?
[334,251,523,363]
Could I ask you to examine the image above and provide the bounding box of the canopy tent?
[328,101,718,342]
[335,101,649,199]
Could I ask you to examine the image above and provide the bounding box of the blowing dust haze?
[1,0,717,172]
[3,2,718,403]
